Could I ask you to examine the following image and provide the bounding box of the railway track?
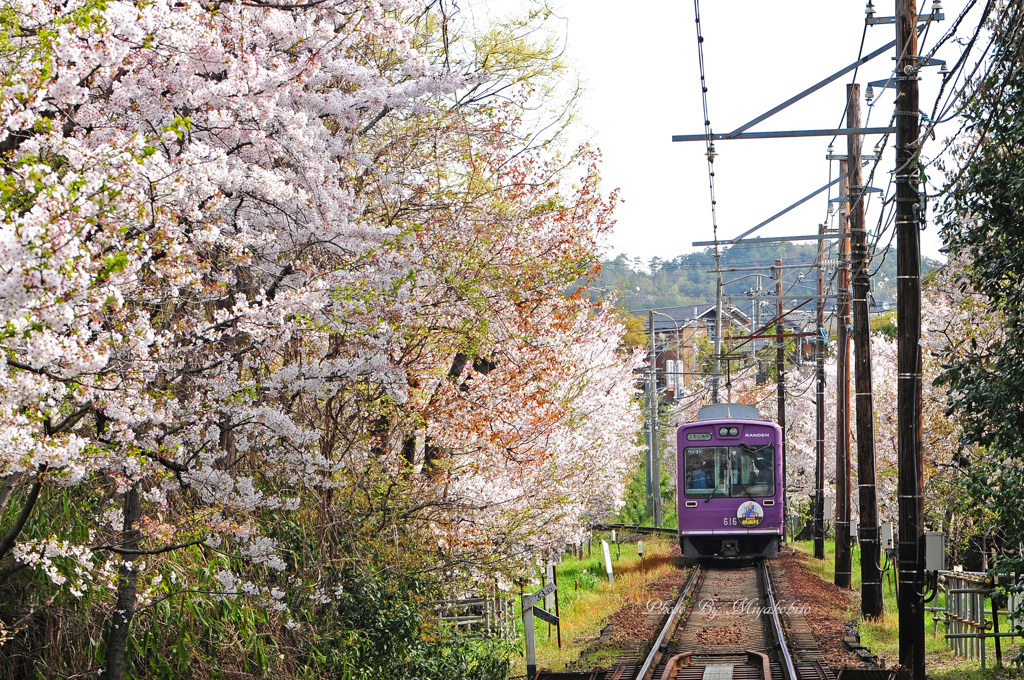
[634,561,834,680]
[542,559,840,680]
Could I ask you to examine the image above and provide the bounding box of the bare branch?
[93,539,205,556]
[0,468,46,562]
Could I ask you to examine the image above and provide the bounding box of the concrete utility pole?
[896,0,925,677]
[773,260,787,536]
[835,155,852,590]
[814,221,826,560]
[849,82,884,619]
[647,311,661,526]
[752,275,762,367]
[712,273,724,404]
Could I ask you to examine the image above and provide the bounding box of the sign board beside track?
[522,581,559,679]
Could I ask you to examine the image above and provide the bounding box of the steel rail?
[636,564,702,680]
[761,560,799,680]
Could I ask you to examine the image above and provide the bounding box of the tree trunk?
[104,486,142,680]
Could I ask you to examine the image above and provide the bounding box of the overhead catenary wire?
[836,4,940,289]
[675,0,997,411]
[692,0,720,258]
[692,0,731,402]
[855,0,998,279]
[645,2,1004,476]
[921,0,991,122]
[917,0,1009,195]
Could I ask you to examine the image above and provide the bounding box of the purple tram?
[676,403,783,559]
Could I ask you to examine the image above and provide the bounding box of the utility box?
[924,532,946,572]
[850,519,859,540]
[880,521,894,551]
[824,496,834,522]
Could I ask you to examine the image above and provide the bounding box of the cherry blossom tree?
[0,1,466,672]
[865,261,988,549]
[0,1,640,676]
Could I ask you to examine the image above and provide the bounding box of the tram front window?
[684,445,774,498]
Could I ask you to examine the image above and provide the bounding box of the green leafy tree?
[869,310,897,340]
[596,242,913,312]
[615,455,672,527]
[938,3,1024,630]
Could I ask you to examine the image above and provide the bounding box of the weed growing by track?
[511,534,683,674]
[791,540,1024,678]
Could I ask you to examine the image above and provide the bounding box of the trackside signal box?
[880,522,894,551]
[924,531,946,572]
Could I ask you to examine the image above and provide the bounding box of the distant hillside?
[594,239,940,313]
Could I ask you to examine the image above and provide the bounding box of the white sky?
[469,0,987,265]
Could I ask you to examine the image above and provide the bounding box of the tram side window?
[684,447,726,496]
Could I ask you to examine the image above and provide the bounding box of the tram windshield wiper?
[704,478,724,502]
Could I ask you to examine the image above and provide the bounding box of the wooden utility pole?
[896,0,925,677]
[835,157,852,589]
[773,259,787,535]
[849,82,884,619]
[814,221,826,560]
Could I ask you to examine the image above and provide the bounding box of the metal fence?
[434,595,517,640]
[929,570,1021,668]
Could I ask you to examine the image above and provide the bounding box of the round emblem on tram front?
[737,501,764,528]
